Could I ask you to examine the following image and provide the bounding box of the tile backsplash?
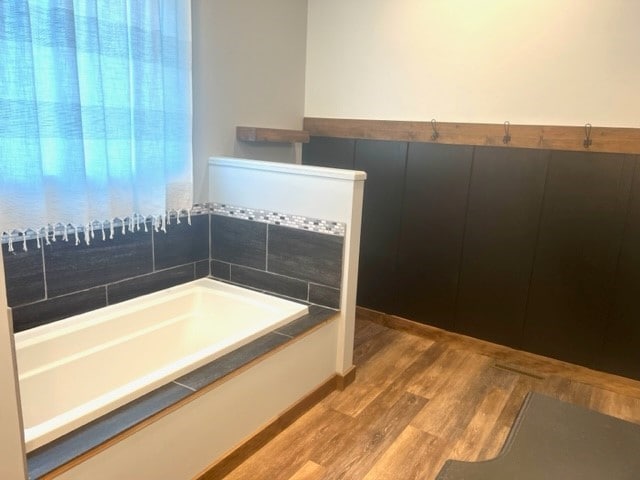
[3,205,345,332]
[210,211,343,309]
[3,215,210,332]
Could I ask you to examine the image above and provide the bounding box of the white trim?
[209,157,367,181]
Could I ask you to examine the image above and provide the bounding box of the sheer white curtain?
[0,0,193,248]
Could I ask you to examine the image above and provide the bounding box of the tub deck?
[26,303,337,480]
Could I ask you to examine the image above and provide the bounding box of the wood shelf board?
[303,118,640,154]
[236,126,310,144]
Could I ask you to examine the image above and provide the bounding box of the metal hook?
[503,121,511,145]
[583,123,592,149]
[431,119,439,141]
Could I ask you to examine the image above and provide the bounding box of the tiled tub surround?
[210,206,344,310]
[3,205,345,332]
[3,213,210,333]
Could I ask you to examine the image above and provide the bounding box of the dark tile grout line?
[210,275,339,312]
[172,380,196,392]
[217,260,341,293]
[150,219,156,272]
[40,244,48,300]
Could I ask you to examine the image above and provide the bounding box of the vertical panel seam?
[452,146,476,331]
[599,155,639,357]
[520,150,552,347]
[391,141,410,314]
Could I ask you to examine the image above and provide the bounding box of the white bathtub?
[14,278,308,453]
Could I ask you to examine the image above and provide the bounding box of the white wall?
[192,0,308,203]
[305,0,640,127]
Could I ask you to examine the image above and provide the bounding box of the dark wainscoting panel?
[454,147,550,347]
[354,139,408,313]
[600,157,640,378]
[395,143,474,330]
[301,136,355,170]
[522,151,636,367]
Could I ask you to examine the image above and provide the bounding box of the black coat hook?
[503,121,511,145]
[431,119,439,141]
[583,123,592,149]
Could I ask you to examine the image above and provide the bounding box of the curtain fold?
[0,0,192,241]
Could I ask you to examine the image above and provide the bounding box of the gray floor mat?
[436,392,640,480]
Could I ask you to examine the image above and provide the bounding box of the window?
[0,1,192,248]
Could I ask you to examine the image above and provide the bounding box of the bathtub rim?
[16,278,310,452]
[14,278,307,348]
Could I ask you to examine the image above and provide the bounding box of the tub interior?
[14,279,308,451]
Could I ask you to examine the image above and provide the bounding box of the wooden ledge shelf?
[236,126,310,144]
[303,117,640,155]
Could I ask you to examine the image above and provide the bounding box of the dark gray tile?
[211,215,266,269]
[309,283,340,309]
[267,225,344,288]
[176,332,290,390]
[12,287,106,333]
[27,382,191,480]
[211,260,230,280]
[44,229,152,298]
[275,305,337,338]
[195,260,210,278]
[230,265,308,300]
[2,240,45,307]
[154,214,209,270]
[107,264,195,305]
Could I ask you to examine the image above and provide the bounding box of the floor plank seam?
[491,363,546,380]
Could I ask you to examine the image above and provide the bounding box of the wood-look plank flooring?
[222,314,640,480]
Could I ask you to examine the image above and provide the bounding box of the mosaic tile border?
[212,203,346,237]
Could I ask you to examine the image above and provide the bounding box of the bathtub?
[14,278,308,453]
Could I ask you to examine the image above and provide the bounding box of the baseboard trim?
[195,371,352,479]
[356,306,640,399]
[337,365,357,390]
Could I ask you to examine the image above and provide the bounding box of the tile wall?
[2,206,344,333]
[210,205,344,309]
[3,214,210,332]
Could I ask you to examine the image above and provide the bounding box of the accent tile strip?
[212,203,346,236]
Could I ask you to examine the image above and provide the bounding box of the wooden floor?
[222,313,640,480]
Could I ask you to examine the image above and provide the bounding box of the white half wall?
[0,249,27,480]
[209,158,366,374]
[192,0,308,203]
[305,0,640,127]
